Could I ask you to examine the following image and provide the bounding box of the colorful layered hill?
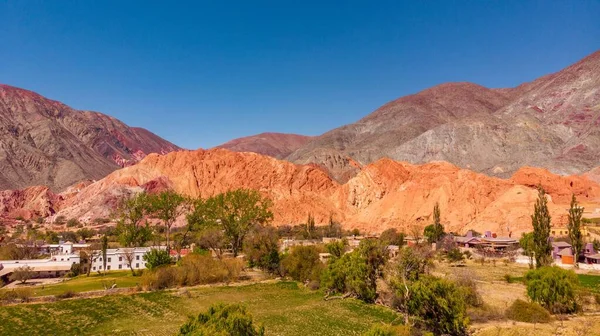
[4,148,599,235]
[0,84,180,191]
[287,50,600,182]
[216,132,312,159]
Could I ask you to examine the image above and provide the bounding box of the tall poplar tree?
[567,194,584,268]
[532,187,552,268]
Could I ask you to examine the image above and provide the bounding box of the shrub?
[455,275,483,307]
[505,299,552,323]
[2,288,34,303]
[141,266,178,291]
[468,304,504,323]
[504,274,513,283]
[178,303,264,336]
[281,245,323,283]
[243,226,281,274]
[66,218,80,228]
[525,266,580,314]
[55,290,76,300]
[405,276,469,336]
[54,215,66,225]
[143,248,172,270]
[362,324,410,336]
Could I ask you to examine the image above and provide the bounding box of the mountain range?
[1,50,600,234]
[0,84,179,191]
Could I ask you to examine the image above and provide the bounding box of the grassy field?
[0,282,400,336]
[14,271,143,297]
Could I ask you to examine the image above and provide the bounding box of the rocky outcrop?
[0,186,62,219]
[216,132,312,159]
[0,84,180,191]
[6,148,596,236]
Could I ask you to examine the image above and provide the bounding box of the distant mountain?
[216,132,312,159]
[0,84,180,191]
[287,50,600,181]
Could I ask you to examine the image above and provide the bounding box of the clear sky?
[1,1,598,149]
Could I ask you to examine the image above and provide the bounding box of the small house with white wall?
[90,246,164,272]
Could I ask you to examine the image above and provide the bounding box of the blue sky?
[1,1,598,149]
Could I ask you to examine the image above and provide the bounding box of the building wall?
[90,248,159,272]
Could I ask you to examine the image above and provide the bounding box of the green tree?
[203,189,273,257]
[423,203,444,244]
[143,248,172,270]
[304,213,317,239]
[101,235,108,273]
[243,226,281,274]
[325,239,347,259]
[9,265,35,284]
[178,303,265,336]
[445,247,465,265]
[321,239,387,303]
[532,187,552,268]
[525,266,580,314]
[567,194,584,268]
[326,213,342,238]
[405,276,469,335]
[520,232,535,269]
[379,228,405,246]
[115,193,153,247]
[147,190,186,251]
[281,245,322,283]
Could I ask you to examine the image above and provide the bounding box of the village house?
[90,246,164,272]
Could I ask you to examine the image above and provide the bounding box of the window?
[107,266,111,270]
[99,257,102,261]
[552,231,555,235]
[136,255,140,260]
[118,265,122,269]
[93,266,96,270]
[108,257,112,262]
[136,263,139,268]
[119,257,122,261]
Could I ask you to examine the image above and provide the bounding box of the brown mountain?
[7,148,599,235]
[0,84,180,191]
[287,50,600,181]
[216,132,312,159]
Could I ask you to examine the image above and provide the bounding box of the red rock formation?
[8,149,593,236]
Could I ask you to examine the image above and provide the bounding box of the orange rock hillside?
[5,148,600,236]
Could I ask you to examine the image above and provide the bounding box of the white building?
[0,253,81,278]
[90,246,164,272]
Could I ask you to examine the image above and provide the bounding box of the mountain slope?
[288,50,600,181]
[0,84,180,191]
[216,132,312,159]
[11,148,598,236]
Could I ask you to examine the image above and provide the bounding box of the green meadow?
[0,282,400,336]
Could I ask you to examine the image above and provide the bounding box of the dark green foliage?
[379,228,405,246]
[505,299,552,323]
[423,203,444,243]
[244,226,281,274]
[101,235,108,272]
[525,266,580,313]
[55,290,77,300]
[143,248,172,270]
[321,239,388,303]
[304,213,317,239]
[76,228,95,241]
[568,194,584,267]
[54,215,66,225]
[9,265,35,284]
[531,187,552,268]
[66,218,80,228]
[405,276,469,336]
[326,214,343,238]
[281,245,323,283]
[178,303,265,336]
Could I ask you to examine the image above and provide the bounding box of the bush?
[455,275,483,307]
[525,266,580,314]
[143,248,172,270]
[505,299,552,323]
[9,265,35,284]
[362,324,410,336]
[55,290,76,300]
[0,288,33,303]
[54,215,66,225]
[504,274,513,283]
[405,276,469,336]
[281,245,323,283]
[141,255,243,291]
[178,303,264,336]
[468,304,504,323]
[66,218,80,228]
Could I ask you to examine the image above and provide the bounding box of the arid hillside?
[0,84,180,191]
[3,148,598,235]
[216,132,312,159]
[287,50,600,182]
